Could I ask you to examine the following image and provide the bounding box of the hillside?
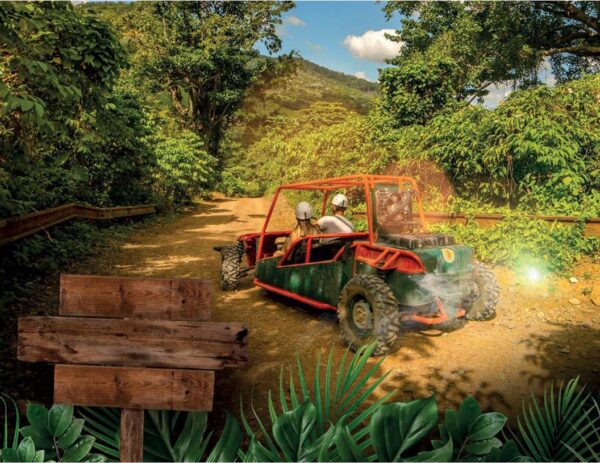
[243,58,378,119]
[232,57,379,148]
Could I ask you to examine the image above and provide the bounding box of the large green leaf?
[458,396,482,435]
[272,401,317,461]
[407,437,454,462]
[465,437,502,455]
[371,395,438,461]
[1,448,20,462]
[16,437,35,463]
[206,412,243,463]
[25,404,48,437]
[57,418,85,449]
[468,413,506,441]
[62,435,95,462]
[19,426,52,450]
[48,405,73,438]
[331,420,366,462]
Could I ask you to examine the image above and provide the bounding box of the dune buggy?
[216,175,499,355]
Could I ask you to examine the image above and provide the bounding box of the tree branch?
[542,45,600,57]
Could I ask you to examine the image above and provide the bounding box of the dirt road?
[15,196,600,421]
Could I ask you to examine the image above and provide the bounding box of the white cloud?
[353,71,368,80]
[343,29,403,62]
[283,16,306,27]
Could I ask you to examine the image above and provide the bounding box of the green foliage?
[392,75,600,215]
[238,102,395,193]
[93,1,295,158]
[430,214,599,273]
[154,131,217,205]
[0,2,126,158]
[1,398,101,463]
[239,343,395,461]
[511,377,600,462]
[383,1,600,108]
[378,55,459,127]
[79,407,216,462]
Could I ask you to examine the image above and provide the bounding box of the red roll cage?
[256,175,427,261]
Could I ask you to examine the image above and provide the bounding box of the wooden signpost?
[18,274,248,462]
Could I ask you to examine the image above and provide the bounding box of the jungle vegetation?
[2,345,600,462]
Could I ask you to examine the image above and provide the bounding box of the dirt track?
[13,196,600,421]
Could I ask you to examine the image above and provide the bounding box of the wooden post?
[120,408,144,462]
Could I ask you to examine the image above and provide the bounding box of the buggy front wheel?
[466,261,500,321]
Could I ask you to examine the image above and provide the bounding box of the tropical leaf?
[512,377,600,462]
[80,407,212,462]
[370,395,439,461]
[206,412,243,463]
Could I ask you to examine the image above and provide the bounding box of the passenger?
[279,201,321,256]
[317,194,354,242]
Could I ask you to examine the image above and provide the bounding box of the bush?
[430,213,600,273]
[154,131,217,205]
[392,75,600,216]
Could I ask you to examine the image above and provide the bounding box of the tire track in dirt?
[16,196,600,422]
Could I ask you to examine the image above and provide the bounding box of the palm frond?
[240,342,394,461]
[79,407,211,462]
[513,377,600,462]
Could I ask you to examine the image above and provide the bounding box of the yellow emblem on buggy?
[442,248,455,263]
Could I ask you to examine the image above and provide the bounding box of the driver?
[317,194,354,242]
[279,201,321,256]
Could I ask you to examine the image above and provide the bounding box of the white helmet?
[332,193,349,208]
[295,201,313,220]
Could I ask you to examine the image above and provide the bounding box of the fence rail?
[0,203,156,247]
[356,211,600,237]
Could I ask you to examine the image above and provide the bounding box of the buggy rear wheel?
[337,275,400,356]
[466,261,500,321]
[220,243,243,290]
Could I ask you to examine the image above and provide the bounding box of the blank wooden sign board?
[18,274,248,462]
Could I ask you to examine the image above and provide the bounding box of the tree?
[101,1,295,162]
[382,2,599,112]
[0,2,126,159]
[377,56,459,127]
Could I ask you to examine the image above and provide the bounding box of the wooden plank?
[120,409,144,462]
[59,275,212,321]
[54,365,214,411]
[18,317,248,370]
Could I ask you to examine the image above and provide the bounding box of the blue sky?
[259,1,400,82]
[258,1,556,107]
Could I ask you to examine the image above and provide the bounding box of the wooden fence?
[0,203,156,247]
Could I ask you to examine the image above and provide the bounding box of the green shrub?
[430,213,600,273]
[392,75,600,216]
[154,131,217,205]
[1,398,102,462]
